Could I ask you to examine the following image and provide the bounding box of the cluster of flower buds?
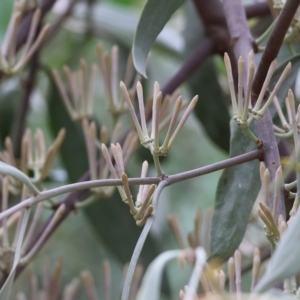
[120,81,197,163]
[0,1,49,76]
[257,162,288,249]
[0,181,66,276]
[97,44,138,119]
[168,208,212,252]
[52,60,98,122]
[16,257,143,300]
[101,143,156,226]
[178,247,261,299]
[224,51,291,144]
[80,119,137,200]
[272,89,300,142]
[0,128,65,194]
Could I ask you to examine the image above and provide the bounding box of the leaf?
[0,162,39,195]
[269,54,300,118]
[66,2,183,55]
[209,119,260,262]
[0,78,21,146]
[136,249,183,300]
[183,1,230,152]
[133,0,185,77]
[0,208,31,300]
[254,209,300,292]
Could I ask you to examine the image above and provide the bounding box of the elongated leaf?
[133,0,185,77]
[136,249,183,300]
[254,208,300,292]
[0,162,39,195]
[0,208,31,300]
[209,119,260,262]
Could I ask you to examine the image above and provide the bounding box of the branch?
[245,2,271,19]
[121,180,169,300]
[222,0,294,222]
[43,0,78,45]
[161,38,216,96]
[0,149,261,222]
[0,149,261,284]
[252,0,300,94]
[11,54,39,158]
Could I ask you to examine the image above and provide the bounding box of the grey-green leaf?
[0,208,31,300]
[133,0,185,77]
[209,119,260,262]
[254,209,300,293]
[0,162,40,195]
[136,249,182,300]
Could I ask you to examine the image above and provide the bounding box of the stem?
[152,155,163,176]
[121,180,169,300]
[11,53,39,158]
[255,20,276,46]
[0,149,261,222]
[222,0,291,222]
[245,2,271,19]
[252,0,300,94]
[161,38,216,96]
[168,149,260,184]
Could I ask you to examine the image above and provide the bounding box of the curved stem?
[0,149,260,222]
[121,180,169,300]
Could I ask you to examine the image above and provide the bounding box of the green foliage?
[136,249,182,300]
[0,208,31,300]
[209,119,260,262]
[254,209,300,292]
[133,0,185,77]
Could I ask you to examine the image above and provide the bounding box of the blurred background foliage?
[0,0,279,298]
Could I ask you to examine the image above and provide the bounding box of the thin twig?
[245,2,271,19]
[0,149,260,222]
[11,53,39,158]
[161,38,216,96]
[252,0,300,94]
[121,180,169,300]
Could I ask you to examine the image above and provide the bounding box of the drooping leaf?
[133,0,185,77]
[68,2,183,54]
[0,162,39,195]
[183,1,230,152]
[254,208,300,292]
[0,208,31,300]
[136,249,183,300]
[209,119,260,261]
